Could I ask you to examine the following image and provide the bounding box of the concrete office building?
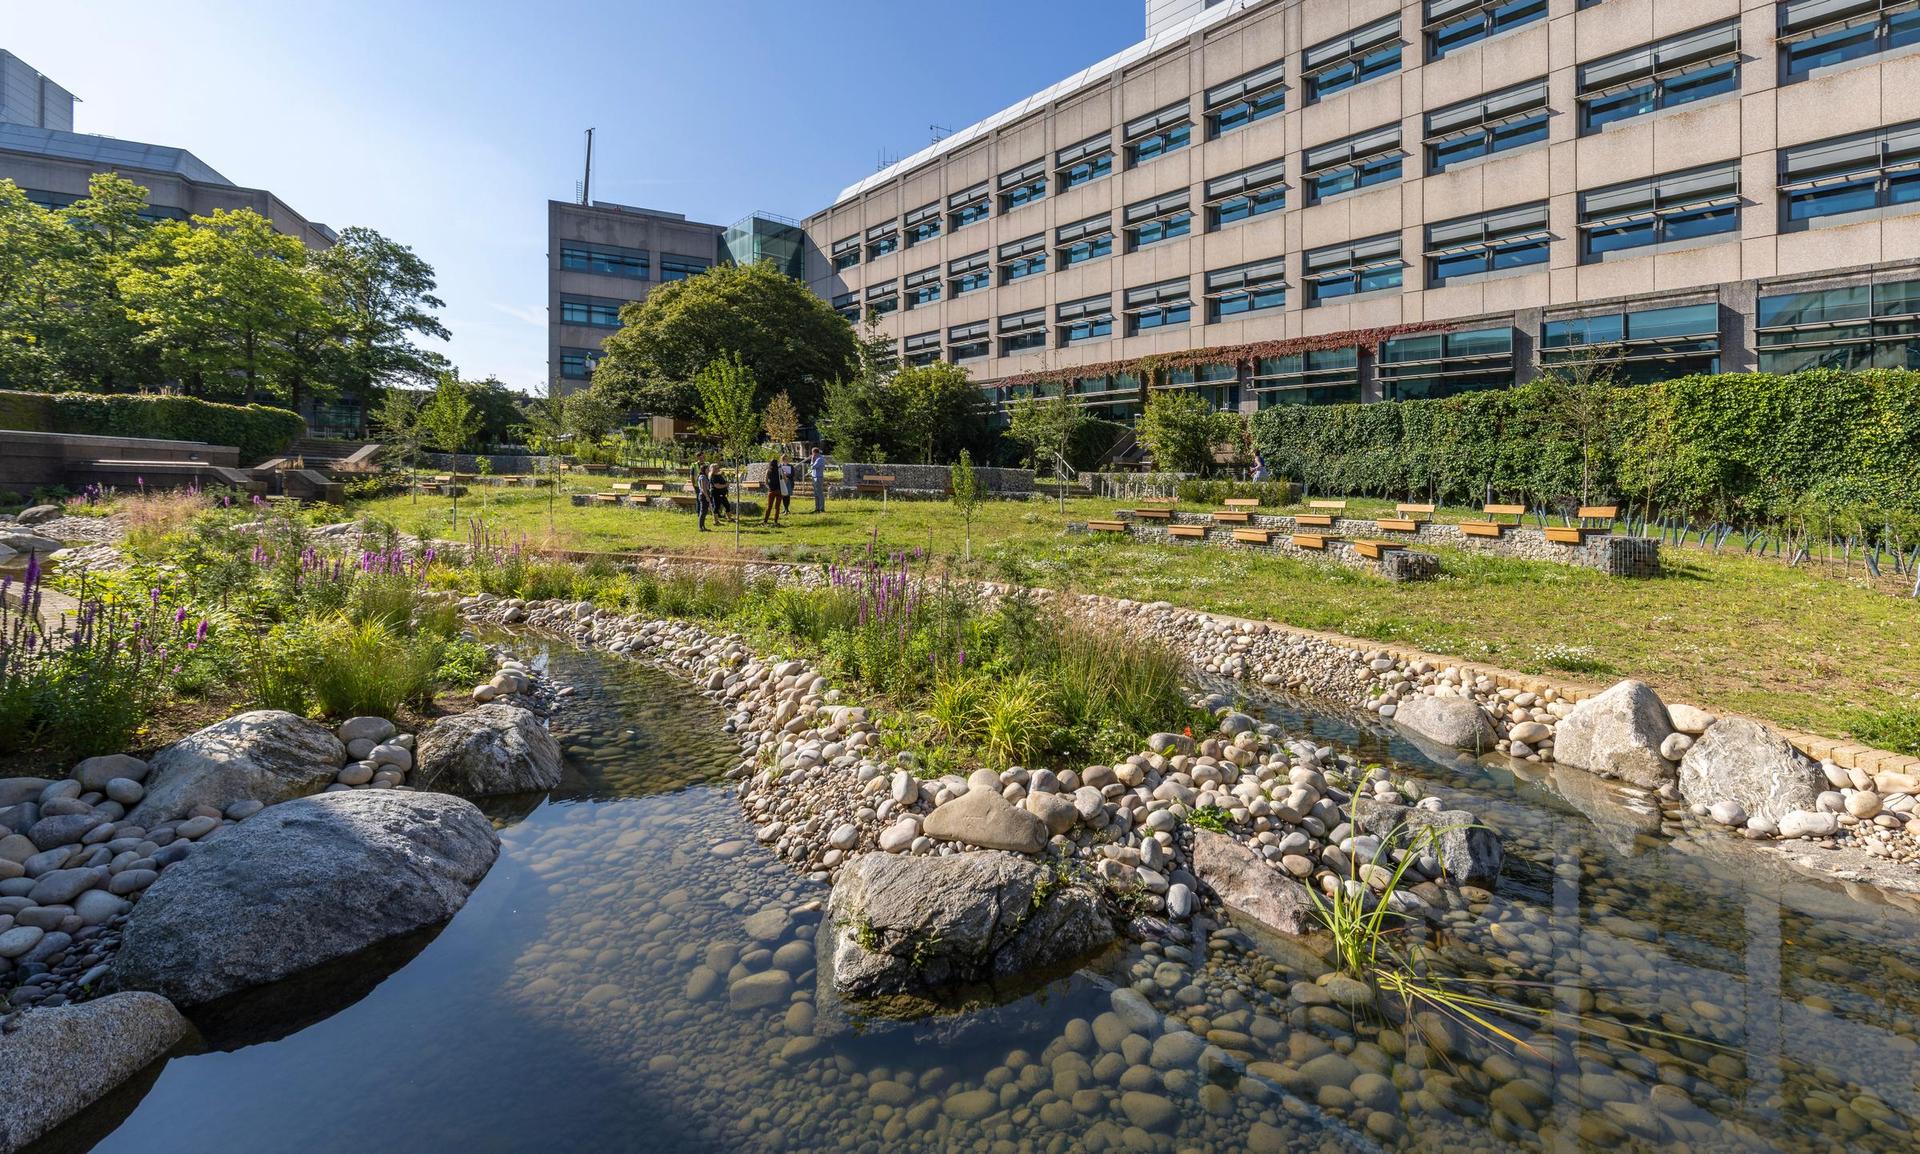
[0,49,333,249]
[802,0,1920,418]
[546,199,810,396]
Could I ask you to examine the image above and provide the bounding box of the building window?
[1304,17,1403,104]
[865,280,899,317]
[1206,61,1287,137]
[559,298,624,328]
[1124,279,1193,335]
[832,291,860,321]
[1125,192,1192,250]
[1057,213,1115,268]
[1579,22,1740,133]
[905,266,942,308]
[998,233,1047,283]
[904,331,941,366]
[1426,79,1549,172]
[1252,348,1360,407]
[999,159,1048,212]
[1206,257,1287,320]
[865,224,900,261]
[1541,302,1722,382]
[1070,372,1145,422]
[1303,234,1404,304]
[904,203,942,246]
[1780,120,1920,227]
[1425,0,1547,61]
[1756,278,1920,370]
[1125,103,1193,166]
[1426,203,1550,285]
[1206,159,1287,229]
[949,251,991,296]
[559,348,597,379]
[1057,294,1114,346]
[660,255,711,282]
[1579,164,1739,260]
[1780,0,1920,82]
[949,320,990,362]
[830,236,861,271]
[561,245,648,279]
[1304,125,1403,204]
[949,183,991,231]
[1377,327,1516,400]
[1057,133,1115,191]
[1164,363,1240,410]
[999,309,1047,356]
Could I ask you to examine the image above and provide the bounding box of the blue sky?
[8,0,1152,392]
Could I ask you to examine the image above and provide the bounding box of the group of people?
[691,447,826,531]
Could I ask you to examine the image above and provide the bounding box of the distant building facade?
[0,48,333,249]
[796,0,1920,419]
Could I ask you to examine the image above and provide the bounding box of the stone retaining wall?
[1091,511,1660,576]
[1077,519,1441,581]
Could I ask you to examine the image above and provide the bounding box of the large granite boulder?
[1678,717,1825,823]
[127,710,344,826]
[922,779,1049,854]
[1191,830,1317,936]
[1552,680,1676,789]
[14,504,61,526]
[411,704,562,796]
[0,991,193,1152]
[823,851,1113,998]
[1392,695,1497,753]
[1352,798,1505,888]
[112,790,499,1007]
[0,532,61,557]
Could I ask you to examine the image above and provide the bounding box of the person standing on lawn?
[691,454,709,531]
[759,453,783,526]
[809,447,828,513]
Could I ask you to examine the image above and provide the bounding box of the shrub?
[1174,479,1301,507]
[0,391,304,462]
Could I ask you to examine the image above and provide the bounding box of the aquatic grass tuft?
[978,672,1056,769]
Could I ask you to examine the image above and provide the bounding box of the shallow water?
[48,642,1920,1153]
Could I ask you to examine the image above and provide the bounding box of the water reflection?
[45,645,1920,1154]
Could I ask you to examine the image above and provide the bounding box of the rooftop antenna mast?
[930,124,953,144]
[579,127,595,205]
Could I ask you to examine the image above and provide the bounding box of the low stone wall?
[420,452,552,474]
[1093,510,1660,577]
[0,430,246,497]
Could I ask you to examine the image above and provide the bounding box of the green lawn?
[353,480,1920,743]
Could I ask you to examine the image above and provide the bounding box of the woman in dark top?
[759,454,783,525]
[710,465,732,521]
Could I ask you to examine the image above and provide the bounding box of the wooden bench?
[1139,496,1178,507]
[855,474,896,497]
[1461,503,1526,538]
[1295,500,1346,528]
[1232,528,1277,545]
[1376,502,1435,533]
[1545,505,1618,545]
[644,483,666,493]
[667,494,700,511]
[1088,519,1129,533]
[591,492,622,505]
[1223,497,1261,509]
[1168,525,1209,540]
[1291,533,1341,550]
[1211,509,1254,525]
[1353,540,1404,560]
[1132,507,1174,521]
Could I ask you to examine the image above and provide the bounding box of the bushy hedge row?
[1250,370,1920,522]
[0,391,305,463]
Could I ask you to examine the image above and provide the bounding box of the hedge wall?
[0,391,305,463]
[1249,370,1920,522]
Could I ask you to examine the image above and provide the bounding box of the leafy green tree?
[762,390,800,446]
[893,362,989,464]
[46,175,163,391]
[1138,390,1240,476]
[311,226,451,399]
[564,380,624,443]
[0,180,62,389]
[593,261,855,421]
[370,384,427,501]
[950,449,981,561]
[693,354,762,463]
[516,390,569,536]
[120,208,328,404]
[1004,390,1089,473]
[462,377,527,446]
[419,374,483,525]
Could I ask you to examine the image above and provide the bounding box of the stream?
[38,637,1920,1153]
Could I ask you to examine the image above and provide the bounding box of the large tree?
[120,208,329,404]
[1137,390,1241,476]
[593,260,855,422]
[310,226,451,406]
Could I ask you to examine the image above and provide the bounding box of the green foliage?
[1188,806,1231,833]
[977,672,1057,769]
[1251,369,1920,523]
[692,354,763,462]
[592,260,855,422]
[418,373,483,456]
[1138,391,1241,476]
[1851,701,1920,757]
[818,357,991,464]
[762,391,800,446]
[0,390,304,462]
[564,381,625,443]
[951,449,981,560]
[1173,479,1300,506]
[1307,770,1457,977]
[1003,390,1089,471]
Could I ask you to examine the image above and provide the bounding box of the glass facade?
[1756,278,1920,370]
[561,245,648,279]
[1377,326,1516,400]
[1780,120,1920,226]
[1426,80,1549,173]
[722,214,805,278]
[1426,0,1547,61]
[1780,0,1920,82]
[1164,362,1239,410]
[559,298,623,327]
[1541,302,1722,382]
[1251,348,1361,407]
[660,254,712,281]
[1579,164,1740,259]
